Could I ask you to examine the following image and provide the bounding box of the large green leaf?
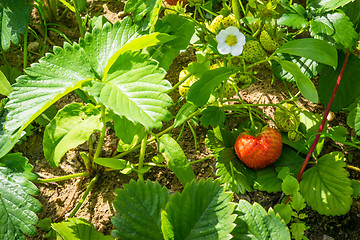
[278,60,319,103]
[0,0,30,51]
[318,52,360,111]
[158,134,196,185]
[310,16,335,36]
[111,180,169,240]
[84,51,173,130]
[232,200,291,239]
[79,18,143,79]
[0,153,42,240]
[216,148,254,194]
[162,179,236,240]
[43,103,102,167]
[5,42,94,134]
[187,67,234,106]
[300,152,353,216]
[0,116,23,159]
[52,218,113,240]
[275,38,338,68]
[253,168,282,193]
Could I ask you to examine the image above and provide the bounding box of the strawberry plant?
[0,0,360,239]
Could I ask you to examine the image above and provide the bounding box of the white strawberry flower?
[216,26,246,56]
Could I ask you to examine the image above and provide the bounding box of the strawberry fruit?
[234,127,282,170]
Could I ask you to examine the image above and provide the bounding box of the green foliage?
[347,100,360,136]
[200,106,226,127]
[111,180,169,239]
[158,134,196,185]
[290,222,307,240]
[162,179,236,240]
[275,38,338,68]
[149,14,195,70]
[52,218,113,240]
[43,103,102,167]
[124,0,162,30]
[300,152,353,216]
[187,67,234,106]
[0,0,30,51]
[216,148,255,194]
[0,153,42,240]
[282,175,299,196]
[84,50,173,130]
[319,53,360,112]
[253,167,282,193]
[232,200,291,239]
[274,203,292,224]
[0,69,11,96]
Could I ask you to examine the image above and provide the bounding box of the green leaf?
[158,134,195,185]
[150,14,195,70]
[109,112,146,152]
[278,60,318,103]
[79,18,142,79]
[347,100,360,135]
[275,38,338,68]
[187,67,234,106]
[74,0,87,12]
[93,158,130,170]
[282,175,299,195]
[0,153,42,240]
[43,103,101,167]
[103,32,176,77]
[111,180,169,240]
[5,42,95,134]
[290,222,307,240]
[310,16,334,36]
[310,0,354,13]
[0,116,23,158]
[300,152,353,215]
[162,179,236,240]
[253,167,282,193]
[173,102,198,128]
[0,70,11,96]
[351,179,360,198]
[232,200,291,240]
[274,203,292,224]
[278,14,309,29]
[200,106,226,127]
[324,12,358,50]
[0,0,30,51]
[216,148,255,194]
[52,218,113,240]
[319,52,360,112]
[274,145,304,175]
[84,51,173,130]
[290,192,306,212]
[124,0,162,30]
[272,54,319,83]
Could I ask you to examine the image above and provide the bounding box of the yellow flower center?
[225,35,237,46]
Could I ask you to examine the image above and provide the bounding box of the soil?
[1,1,359,240]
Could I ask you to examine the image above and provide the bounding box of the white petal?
[225,26,240,35]
[230,45,244,56]
[216,29,228,43]
[235,31,246,45]
[217,42,231,55]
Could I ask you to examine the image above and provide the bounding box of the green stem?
[23,27,28,69]
[189,155,215,165]
[34,172,90,183]
[93,105,106,168]
[232,0,241,22]
[137,137,147,181]
[69,175,98,218]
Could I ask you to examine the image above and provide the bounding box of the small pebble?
[327,112,335,121]
[323,234,334,240]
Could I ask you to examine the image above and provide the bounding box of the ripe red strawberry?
[164,0,188,5]
[234,127,283,170]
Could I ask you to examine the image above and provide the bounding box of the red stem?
[285,51,350,204]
